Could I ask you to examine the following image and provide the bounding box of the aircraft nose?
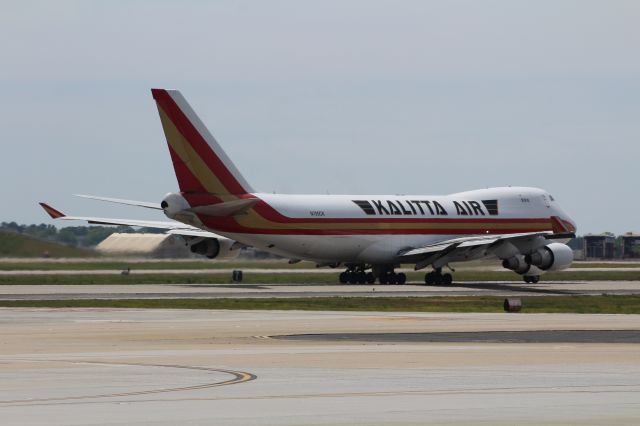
[550,214,577,234]
[551,202,577,233]
[558,212,577,233]
[564,216,577,233]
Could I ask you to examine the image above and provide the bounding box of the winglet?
[39,202,66,219]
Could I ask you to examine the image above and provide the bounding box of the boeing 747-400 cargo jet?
[41,89,577,285]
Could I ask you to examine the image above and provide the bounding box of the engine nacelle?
[525,242,573,271]
[189,238,239,260]
[502,255,531,275]
[161,192,190,219]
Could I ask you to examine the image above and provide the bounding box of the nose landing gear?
[523,275,540,284]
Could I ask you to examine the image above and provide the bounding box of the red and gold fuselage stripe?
[185,195,554,235]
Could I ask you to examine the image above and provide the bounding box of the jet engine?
[189,238,239,259]
[524,242,573,271]
[502,255,531,275]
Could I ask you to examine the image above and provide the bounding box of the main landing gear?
[339,269,375,285]
[523,275,540,284]
[378,271,407,285]
[424,268,453,285]
[338,265,406,285]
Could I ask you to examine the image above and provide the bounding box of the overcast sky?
[1,1,638,234]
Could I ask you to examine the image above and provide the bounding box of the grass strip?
[570,263,640,268]
[0,261,316,271]
[0,273,338,285]
[1,295,639,314]
[0,270,638,285]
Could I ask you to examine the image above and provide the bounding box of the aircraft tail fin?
[151,89,254,195]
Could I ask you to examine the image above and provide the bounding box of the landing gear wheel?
[339,272,348,284]
[425,272,434,285]
[530,275,540,284]
[374,268,406,285]
[366,272,375,284]
[380,272,398,285]
[348,273,358,285]
[357,272,367,284]
[425,270,452,285]
[388,273,397,285]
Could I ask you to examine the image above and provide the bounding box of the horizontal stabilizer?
[185,198,259,217]
[74,194,162,210]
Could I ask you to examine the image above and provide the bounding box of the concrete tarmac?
[1,308,639,425]
[276,329,640,343]
[1,280,640,300]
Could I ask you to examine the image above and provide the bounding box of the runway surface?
[1,280,640,300]
[276,329,640,343]
[1,308,639,425]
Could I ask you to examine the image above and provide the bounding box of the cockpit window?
[549,195,555,201]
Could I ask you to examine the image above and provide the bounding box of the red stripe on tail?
[167,145,208,193]
[152,89,247,194]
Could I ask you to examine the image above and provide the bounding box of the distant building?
[96,233,192,258]
[621,232,640,259]
[572,249,584,261]
[583,233,616,259]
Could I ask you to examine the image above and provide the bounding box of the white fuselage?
[182,186,575,265]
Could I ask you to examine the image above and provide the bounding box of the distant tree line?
[0,222,164,248]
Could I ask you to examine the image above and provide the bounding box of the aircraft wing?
[39,202,222,239]
[398,231,575,270]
